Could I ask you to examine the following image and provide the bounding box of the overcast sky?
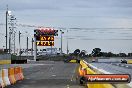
[0,0,132,54]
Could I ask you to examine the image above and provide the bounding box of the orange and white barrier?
[0,70,4,88]
[8,68,16,84]
[19,67,24,80]
[2,69,11,86]
[0,66,25,88]
[0,66,24,88]
[14,67,24,81]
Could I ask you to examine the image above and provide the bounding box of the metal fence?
[0,54,11,60]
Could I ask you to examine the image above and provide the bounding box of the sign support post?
[34,30,37,61]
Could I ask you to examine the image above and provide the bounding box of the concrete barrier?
[80,60,88,68]
[0,60,11,65]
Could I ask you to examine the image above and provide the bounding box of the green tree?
[73,49,80,56]
[79,50,86,57]
[91,48,101,57]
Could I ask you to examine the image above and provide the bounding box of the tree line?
[71,48,132,57]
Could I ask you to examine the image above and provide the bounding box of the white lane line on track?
[117,64,120,66]
[71,65,76,82]
[121,64,125,67]
[52,75,56,77]
[67,85,70,88]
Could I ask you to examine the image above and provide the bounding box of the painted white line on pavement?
[127,82,132,88]
[71,65,76,82]
[67,85,70,88]
[121,64,125,67]
[52,75,56,77]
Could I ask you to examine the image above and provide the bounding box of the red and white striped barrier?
[0,70,4,88]
[2,69,11,86]
[0,66,24,88]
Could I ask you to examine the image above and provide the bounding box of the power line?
[1,23,132,30]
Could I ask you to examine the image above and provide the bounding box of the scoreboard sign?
[36,36,54,41]
[37,41,54,46]
[34,28,58,46]
[35,28,58,36]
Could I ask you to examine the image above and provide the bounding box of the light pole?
[5,5,11,53]
[34,29,37,61]
[14,31,16,54]
[67,29,69,54]
[31,38,33,56]
[27,37,29,56]
[25,31,29,56]
[19,31,21,57]
[50,35,52,55]
[9,15,16,54]
[9,30,11,54]
[5,6,8,51]
[60,30,64,55]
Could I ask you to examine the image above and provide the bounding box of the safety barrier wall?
[0,66,24,88]
[86,61,132,88]
[0,60,11,65]
[79,60,114,88]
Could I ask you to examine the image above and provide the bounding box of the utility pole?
[60,30,64,55]
[34,35,37,61]
[34,30,37,61]
[67,29,69,54]
[19,31,21,57]
[31,38,33,56]
[50,35,52,55]
[5,5,8,52]
[14,31,16,54]
[27,37,28,56]
[9,31,11,54]
[9,15,16,54]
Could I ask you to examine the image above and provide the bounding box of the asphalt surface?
[90,63,132,75]
[6,61,84,88]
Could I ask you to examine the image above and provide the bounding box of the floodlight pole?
[5,5,8,52]
[34,30,37,61]
[19,31,21,58]
[31,38,33,56]
[60,30,64,55]
[67,29,69,54]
